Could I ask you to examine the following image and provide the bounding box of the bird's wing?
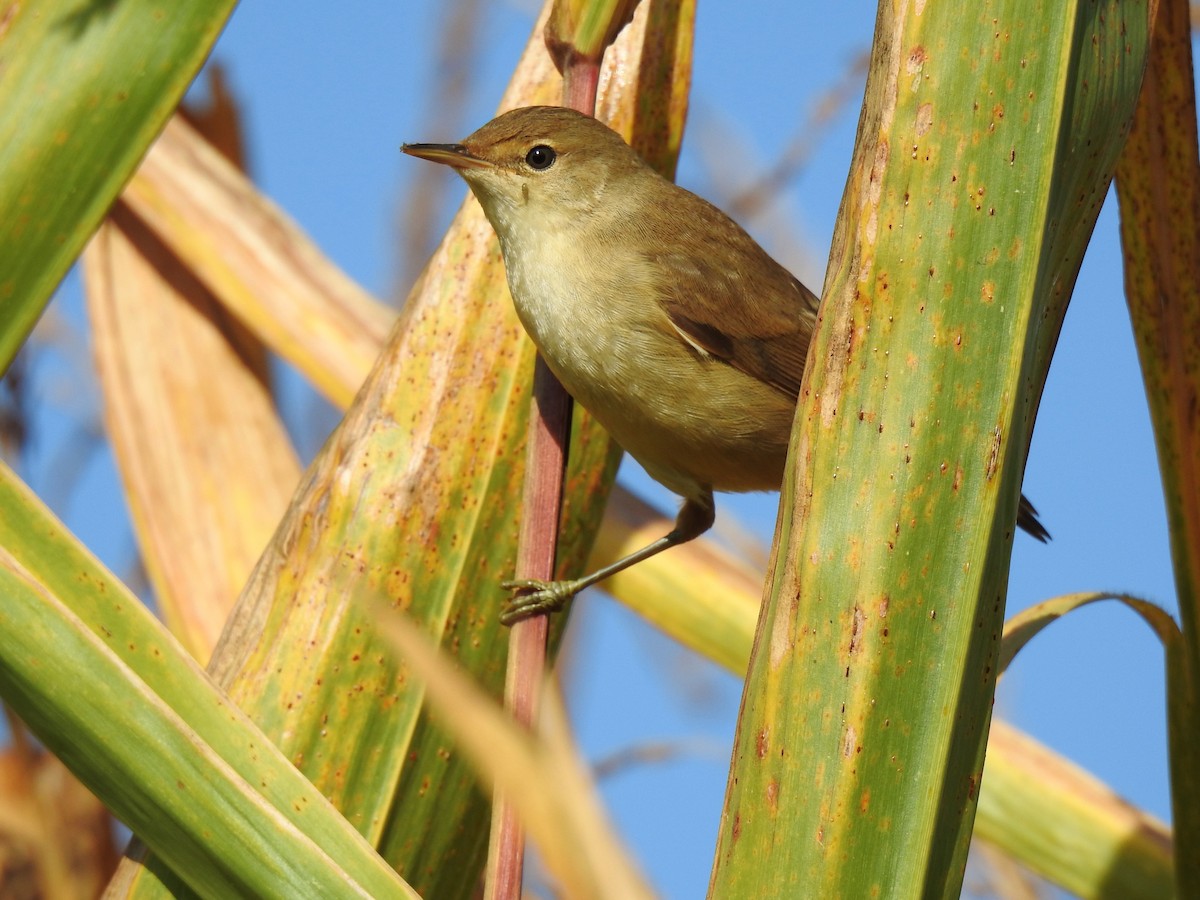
[654,240,820,401]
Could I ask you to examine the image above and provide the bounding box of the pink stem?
[486,358,571,899]
[484,44,604,900]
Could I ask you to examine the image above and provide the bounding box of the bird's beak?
[401,142,493,170]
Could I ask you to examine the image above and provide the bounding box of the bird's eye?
[525,145,556,170]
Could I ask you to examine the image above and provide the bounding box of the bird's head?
[403,105,646,236]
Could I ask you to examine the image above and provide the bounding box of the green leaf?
[117,8,696,899]
[0,463,416,899]
[712,0,1153,896]
[0,0,235,372]
[1115,0,1200,892]
[1000,591,1180,676]
[992,593,1180,898]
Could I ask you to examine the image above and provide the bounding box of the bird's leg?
[500,492,716,625]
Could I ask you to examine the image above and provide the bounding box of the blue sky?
[27,2,1181,896]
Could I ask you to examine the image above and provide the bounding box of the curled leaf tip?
[544,0,642,73]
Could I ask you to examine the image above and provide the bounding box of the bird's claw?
[500,578,580,626]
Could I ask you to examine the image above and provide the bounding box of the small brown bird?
[403,106,1046,623]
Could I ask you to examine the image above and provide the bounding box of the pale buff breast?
[498,225,795,500]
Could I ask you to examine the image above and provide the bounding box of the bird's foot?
[499,578,582,626]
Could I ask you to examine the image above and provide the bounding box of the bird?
[403,106,1047,623]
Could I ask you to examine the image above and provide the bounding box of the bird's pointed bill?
[401,142,493,170]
